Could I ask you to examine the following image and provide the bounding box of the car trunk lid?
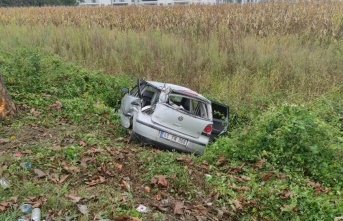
[151,103,211,139]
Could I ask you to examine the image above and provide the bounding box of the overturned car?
[118,79,229,155]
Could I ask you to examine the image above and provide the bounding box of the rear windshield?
[167,94,210,119]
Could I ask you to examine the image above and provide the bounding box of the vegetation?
[0,2,342,221]
[0,0,76,7]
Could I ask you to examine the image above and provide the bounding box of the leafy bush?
[1,48,130,108]
[307,89,343,131]
[206,103,343,186]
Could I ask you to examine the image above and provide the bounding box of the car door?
[119,79,146,128]
[210,101,229,141]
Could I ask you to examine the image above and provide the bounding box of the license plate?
[159,131,188,146]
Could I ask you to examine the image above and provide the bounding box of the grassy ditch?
[0,2,343,220]
[0,48,342,221]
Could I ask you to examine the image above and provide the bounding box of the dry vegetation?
[0,2,342,39]
[1,3,342,106]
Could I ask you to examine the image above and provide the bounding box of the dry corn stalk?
[0,2,341,40]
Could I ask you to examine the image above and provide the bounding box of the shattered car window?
[140,85,161,115]
[166,94,210,120]
[194,100,209,118]
[141,86,160,107]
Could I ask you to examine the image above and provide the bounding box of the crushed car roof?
[147,81,210,103]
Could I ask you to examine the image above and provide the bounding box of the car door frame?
[119,79,147,128]
[210,101,229,141]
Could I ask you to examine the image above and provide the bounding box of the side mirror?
[122,88,129,94]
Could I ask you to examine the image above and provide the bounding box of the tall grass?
[0,3,342,113]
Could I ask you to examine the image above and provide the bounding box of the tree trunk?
[0,74,17,118]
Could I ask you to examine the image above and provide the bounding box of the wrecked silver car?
[118,79,229,155]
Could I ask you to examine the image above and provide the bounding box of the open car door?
[210,101,229,141]
[119,79,146,128]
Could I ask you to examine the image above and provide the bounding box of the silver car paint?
[133,109,208,154]
[151,103,211,139]
[119,80,218,154]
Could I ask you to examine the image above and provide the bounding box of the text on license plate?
[159,131,188,146]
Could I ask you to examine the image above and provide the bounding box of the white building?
[78,0,112,6]
[77,0,247,6]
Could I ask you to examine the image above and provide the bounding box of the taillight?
[203,125,212,135]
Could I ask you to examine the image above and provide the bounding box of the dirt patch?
[1,114,226,220]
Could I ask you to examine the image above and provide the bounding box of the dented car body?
[118,79,229,155]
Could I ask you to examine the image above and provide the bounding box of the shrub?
[307,89,343,131]
[1,48,130,108]
[206,103,343,186]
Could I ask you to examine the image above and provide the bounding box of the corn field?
[0,2,342,40]
[0,2,342,105]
